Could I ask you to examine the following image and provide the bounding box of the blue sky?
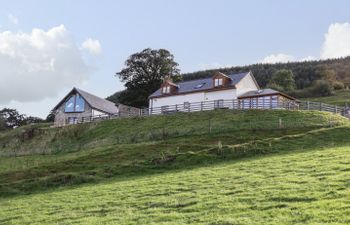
[1,0,350,118]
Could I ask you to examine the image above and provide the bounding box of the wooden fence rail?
[71,99,348,125]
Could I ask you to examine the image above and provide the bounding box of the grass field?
[0,110,349,224]
[302,89,350,106]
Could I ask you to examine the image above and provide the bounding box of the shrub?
[288,80,334,98]
[333,81,344,90]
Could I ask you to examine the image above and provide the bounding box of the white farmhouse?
[149,71,295,114]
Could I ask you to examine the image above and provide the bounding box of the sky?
[1,0,350,118]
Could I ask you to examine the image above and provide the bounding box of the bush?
[313,80,334,96]
[333,81,344,90]
[288,80,334,98]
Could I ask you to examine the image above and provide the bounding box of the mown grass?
[0,137,349,224]
[302,89,350,106]
[0,110,349,224]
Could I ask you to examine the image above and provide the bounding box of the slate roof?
[53,88,119,114]
[238,88,295,100]
[149,72,251,98]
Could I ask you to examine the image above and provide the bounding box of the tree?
[267,69,296,92]
[0,108,26,128]
[45,110,56,123]
[25,116,44,124]
[116,48,181,107]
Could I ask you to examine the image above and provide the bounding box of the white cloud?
[8,13,19,25]
[0,25,91,104]
[260,54,296,64]
[199,62,235,70]
[82,38,102,56]
[321,22,350,59]
[260,22,350,64]
[299,56,316,62]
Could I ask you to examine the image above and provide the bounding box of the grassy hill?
[302,89,350,106]
[0,110,349,224]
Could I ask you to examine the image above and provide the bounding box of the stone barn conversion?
[52,88,139,126]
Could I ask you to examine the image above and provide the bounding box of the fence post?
[208,118,212,134]
[307,101,310,110]
[335,106,338,114]
[320,102,323,111]
[201,101,203,111]
[270,96,272,109]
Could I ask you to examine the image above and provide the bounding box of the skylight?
[194,82,205,89]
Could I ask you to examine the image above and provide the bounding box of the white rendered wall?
[149,89,239,114]
[150,92,204,109]
[92,109,109,117]
[204,89,237,101]
[236,73,259,96]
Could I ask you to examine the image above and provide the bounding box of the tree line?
[0,108,53,131]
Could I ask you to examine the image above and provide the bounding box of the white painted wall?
[150,89,237,108]
[150,92,205,109]
[92,109,110,117]
[204,89,237,101]
[149,89,239,114]
[236,73,259,96]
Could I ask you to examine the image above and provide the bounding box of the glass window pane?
[75,94,85,112]
[65,96,75,112]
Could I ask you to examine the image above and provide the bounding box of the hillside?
[302,89,350,106]
[0,110,350,224]
[182,57,350,89]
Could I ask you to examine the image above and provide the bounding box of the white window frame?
[68,117,78,124]
[162,86,170,94]
[214,78,223,87]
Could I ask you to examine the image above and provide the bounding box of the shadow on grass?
[1,126,350,199]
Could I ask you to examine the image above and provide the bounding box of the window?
[68,117,78,124]
[75,94,85,112]
[64,94,85,112]
[194,82,206,89]
[214,99,224,109]
[214,78,223,87]
[162,86,170,94]
[65,96,75,112]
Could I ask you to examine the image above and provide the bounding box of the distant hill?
[182,57,350,89]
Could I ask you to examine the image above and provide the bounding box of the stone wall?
[54,102,93,127]
[118,104,141,117]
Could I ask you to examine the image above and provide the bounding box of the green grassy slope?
[302,90,350,106]
[0,110,347,157]
[0,110,349,224]
[0,128,350,224]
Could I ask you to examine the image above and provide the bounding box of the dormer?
[160,77,178,95]
[213,72,232,88]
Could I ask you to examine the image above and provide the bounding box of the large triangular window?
[65,94,85,112]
